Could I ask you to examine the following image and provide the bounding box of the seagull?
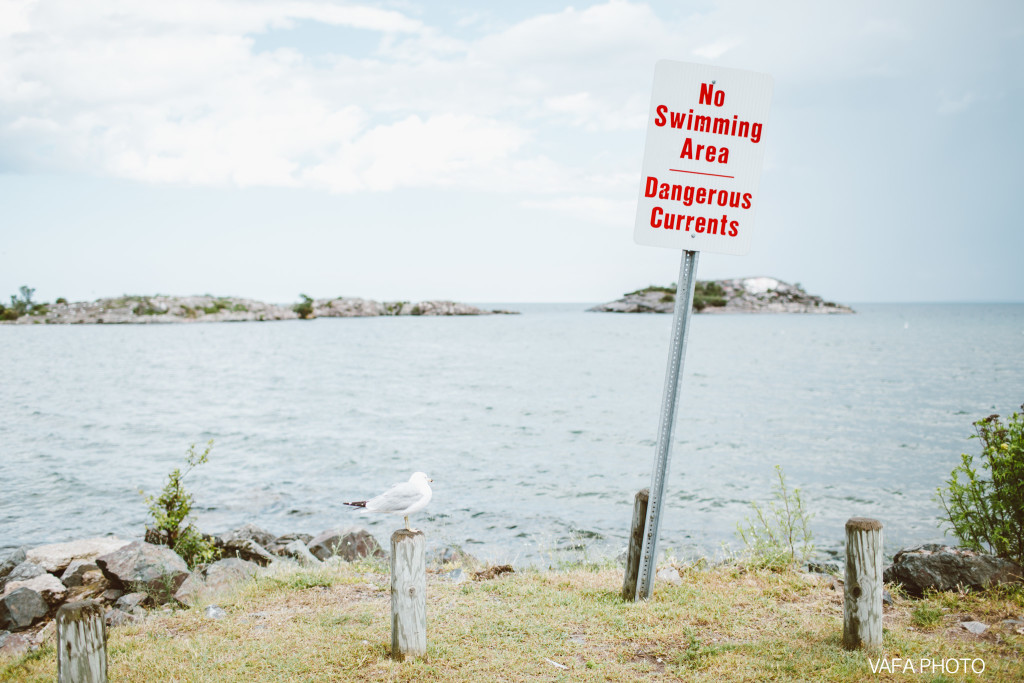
[344,472,433,531]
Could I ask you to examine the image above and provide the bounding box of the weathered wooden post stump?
[391,529,426,661]
[843,517,883,651]
[56,600,107,683]
[622,488,649,601]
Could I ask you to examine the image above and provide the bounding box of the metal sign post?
[634,249,698,600]
[628,60,772,600]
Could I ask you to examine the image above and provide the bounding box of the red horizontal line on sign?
[669,168,735,179]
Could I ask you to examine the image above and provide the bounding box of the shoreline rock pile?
[0,525,387,657]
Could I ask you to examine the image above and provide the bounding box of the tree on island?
[0,285,48,320]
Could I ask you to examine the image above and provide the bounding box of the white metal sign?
[634,60,773,255]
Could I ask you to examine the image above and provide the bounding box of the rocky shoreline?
[3,528,1020,658]
[0,525,448,657]
[0,295,519,325]
[589,277,854,314]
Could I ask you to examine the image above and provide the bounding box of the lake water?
[2,304,1022,566]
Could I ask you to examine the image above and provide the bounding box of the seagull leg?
[404,515,410,530]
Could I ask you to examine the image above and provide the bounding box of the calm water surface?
[2,304,1022,565]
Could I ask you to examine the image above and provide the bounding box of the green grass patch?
[3,562,1022,682]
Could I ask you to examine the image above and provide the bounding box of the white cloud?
[1,0,1015,205]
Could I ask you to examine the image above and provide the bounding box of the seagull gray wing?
[365,481,425,513]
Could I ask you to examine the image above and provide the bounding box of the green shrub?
[937,406,1024,564]
[293,294,314,319]
[736,465,815,570]
[143,441,220,569]
[55,297,68,305]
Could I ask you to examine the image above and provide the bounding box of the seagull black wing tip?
[344,501,367,508]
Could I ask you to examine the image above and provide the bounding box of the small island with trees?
[0,287,517,324]
[589,277,854,314]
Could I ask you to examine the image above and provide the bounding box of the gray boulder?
[26,537,130,573]
[884,544,1023,596]
[0,548,27,588]
[60,559,101,588]
[95,541,190,600]
[218,539,277,566]
[0,630,33,657]
[115,592,149,611]
[217,524,276,549]
[104,607,140,628]
[308,528,384,562]
[277,540,321,567]
[3,573,67,606]
[174,558,260,606]
[0,588,49,632]
[3,561,46,587]
[266,533,313,556]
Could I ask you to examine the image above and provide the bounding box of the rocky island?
[589,277,853,314]
[0,294,518,325]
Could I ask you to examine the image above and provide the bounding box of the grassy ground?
[3,559,1022,682]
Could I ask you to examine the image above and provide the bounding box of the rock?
[60,559,101,588]
[174,558,260,606]
[807,561,840,575]
[2,561,46,587]
[883,544,1023,596]
[26,537,131,574]
[0,548,27,586]
[0,588,49,631]
[883,589,893,606]
[431,546,477,568]
[115,592,149,611]
[266,533,313,556]
[656,567,682,585]
[219,539,278,567]
[308,528,384,562]
[3,574,67,606]
[104,607,139,628]
[100,589,123,603]
[276,540,321,567]
[961,621,988,635]
[216,524,277,550]
[0,630,32,657]
[204,605,227,620]
[95,541,190,600]
[441,568,467,584]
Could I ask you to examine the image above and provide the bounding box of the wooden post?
[390,529,426,661]
[56,600,107,683]
[622,488,649,601]
[843,517,883,651]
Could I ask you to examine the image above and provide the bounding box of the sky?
[1,0,1022,305]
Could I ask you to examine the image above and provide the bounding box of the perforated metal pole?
[634,249,699,600]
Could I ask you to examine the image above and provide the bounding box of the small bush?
[736,465,814,571]
[143,441,220,569]
[937,406,1024,564]
[293,294,314,319]
[55,297,68,305]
